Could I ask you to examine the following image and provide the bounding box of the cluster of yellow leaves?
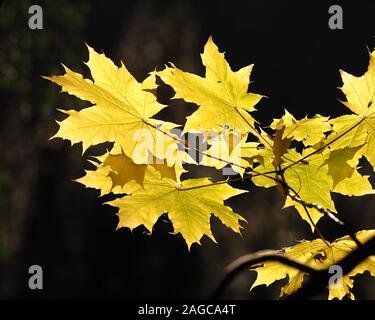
[47,36,375,298]
[248,49,375,299]
[251,230,375,300]
[46,39,261,249]
[77,145,246,249]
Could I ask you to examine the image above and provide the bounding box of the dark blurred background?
[0,0,375,299]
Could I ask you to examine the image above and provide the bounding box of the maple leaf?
[329,49,375,168]
[282,149,335,227]
[251,230,375,300]
[45,45,179,163]
[251,148,279,188]
[284,149,335,211]
[270,110,332,146]
[324,146,363,187]
[323,146,374,196]
[157,37,263,134]
[77,144,182,195]
[76,165,114,196]
[107,166,247,249]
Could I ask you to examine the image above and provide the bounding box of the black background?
[0,0,375,300]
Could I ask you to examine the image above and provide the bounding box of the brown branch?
[287,192,344,226]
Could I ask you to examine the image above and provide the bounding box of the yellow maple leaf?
[271,110,332,146]
[333,171,374,196]
[280,146,339,231]
[77,144,183,195]
[157,37,263,134]
[45,45,179,163]
[329,49,375,168]
[322,145,374,196]
[76,165,114,196]
[251,230,375,300]
[107,166,247,249]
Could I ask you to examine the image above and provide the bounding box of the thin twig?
[287,192,343,225]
